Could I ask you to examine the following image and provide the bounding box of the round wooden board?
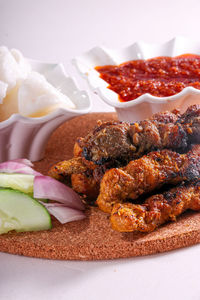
[0,113,200,260]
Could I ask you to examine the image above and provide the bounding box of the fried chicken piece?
[97,148,200,213]
[110,180,200,232]
[78,105,200,165]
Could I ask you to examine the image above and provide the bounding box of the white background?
[1,0,200,299]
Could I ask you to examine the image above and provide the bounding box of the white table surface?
[1,0,200,299]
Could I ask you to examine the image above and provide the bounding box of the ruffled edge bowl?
[0,59,91,162]
[73,36,200,121]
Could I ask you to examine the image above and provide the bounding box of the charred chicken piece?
[110,180,200,232]
[78,105,200,165]
[97,148,200,213]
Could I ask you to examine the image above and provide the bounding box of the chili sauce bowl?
[0,59,91,162]
[73,36,200,122]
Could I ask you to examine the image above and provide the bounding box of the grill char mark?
[79,105,200,165]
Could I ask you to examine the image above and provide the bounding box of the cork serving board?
[0,113,200,260]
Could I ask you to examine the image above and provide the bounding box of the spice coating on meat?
[49,156,101,199]
[79,105,200,164]
[79,121,136,165]
[97,148,200,213]
[110,181,200,232]
[48,157,88,182]
[71,173,99,202]
[179,104,200,144]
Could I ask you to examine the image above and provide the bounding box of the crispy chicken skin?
[79,105,200,165]
[97,148,200,213]
[110,181,200,232]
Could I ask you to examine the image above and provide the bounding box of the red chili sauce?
[95,54,200,102]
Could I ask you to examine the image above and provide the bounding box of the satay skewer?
[97,148,200,213]
[110,181,200,232]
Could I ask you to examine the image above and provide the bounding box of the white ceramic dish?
[0,59,91,162]
[73,36,200,122]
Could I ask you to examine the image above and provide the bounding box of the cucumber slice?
[0,189,51,234]
[0,173,34,194]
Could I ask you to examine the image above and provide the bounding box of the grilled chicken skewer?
[79,104,200,165]
[97,147,200,213]
[49,105,200,203]
[110,180,200,232]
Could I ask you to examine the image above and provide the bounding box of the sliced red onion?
[9,158,33,167]
[41,202,85,224]
[34,176,85,210]
[0,159,86,225]
[0,161,41,175]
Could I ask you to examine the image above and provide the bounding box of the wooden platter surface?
[0,113,200,260]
